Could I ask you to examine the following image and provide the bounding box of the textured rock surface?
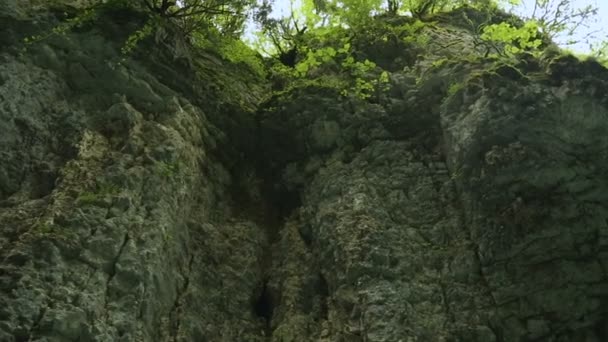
[257,25,608,341]
[0,2,270,341]
[1,1,608,342]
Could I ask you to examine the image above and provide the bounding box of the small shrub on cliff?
[480,20,544,57]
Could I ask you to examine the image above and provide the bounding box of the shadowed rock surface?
[1,1,607,341]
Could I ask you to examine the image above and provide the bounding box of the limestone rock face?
[258,52,608,341]
[0,3,268,342]
[1,2,607,342]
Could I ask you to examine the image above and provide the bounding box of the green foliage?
[295,0,384,27]
[325,0,385,26]
[22,0,148,58]
[20,0,606,107]
[24,0,263,62]
[269,72,349,101]
[288,35,390,100]
[252,0,603,65]
[340,57,379,99]
[220,39,267,77]
[122,17,157,55]
[294,46,339,76]
[357,16,428,47]
[402,0,499,16]
[197,30,267,77]
[590,40,608,67]
[142,0,258,36]
[431,57,450,68]
[447,82,464,96]
[272,14,431,100]
[23,7,99,47]
[480,20,543,57]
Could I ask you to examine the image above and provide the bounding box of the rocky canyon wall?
[1,2,607,341]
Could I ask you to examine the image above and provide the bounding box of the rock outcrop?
[1,1,607,341]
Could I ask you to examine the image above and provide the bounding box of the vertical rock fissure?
[447,157,502,339]
[253,279,274,338]
[227,166,287,340]
[170,253,194,342]
[318,273,329,321]
[104,232,130,320]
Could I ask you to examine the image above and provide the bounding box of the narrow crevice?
[472,244,498,307]
[253,280,275,338]
[171,254,195,342]
[228,163,300,242]
[445,151,498,306]
[439,282,455,324]
[317,273,329,321]
[227,159,299,340]
[104,233,130,320]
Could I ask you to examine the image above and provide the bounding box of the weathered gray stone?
[1,1,607,341]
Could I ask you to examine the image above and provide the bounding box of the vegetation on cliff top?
[22,0,608,102]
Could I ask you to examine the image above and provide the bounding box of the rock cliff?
[1,1,607,341]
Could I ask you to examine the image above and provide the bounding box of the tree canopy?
[26,0,608,79]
